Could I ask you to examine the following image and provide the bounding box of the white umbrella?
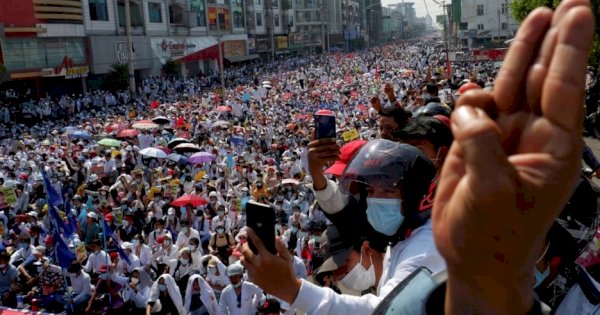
[139,147,168,159]
[211,120,231,128]
[173,143,201,153]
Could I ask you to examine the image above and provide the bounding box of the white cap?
[89,174,98,182]
[209,191,218,197]
[121,242,133,250]
[168,207,176,215]
[27,211,38,218]
[87,212,98,220]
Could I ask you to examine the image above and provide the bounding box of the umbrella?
[70,130,91,139]
[173,143,201,153]
[211,120,230,128]
[216,106,232,112]
[97,138,122,147]
[282,178,300,186]
[62,126,78,133]
[117,129,140,138]
[171,194,208,207]
[188,152,216,164]
[167,138,191,149]
[156,146,172,154]
[132,120,159,129]
[152,116,171,124]
[139,147,168,159]
[167,153,189,164]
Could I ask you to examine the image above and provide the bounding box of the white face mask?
[130,277,139,284]
[339,250,376,292]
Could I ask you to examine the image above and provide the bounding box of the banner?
[0,187,17,208]
[342,129,359,142]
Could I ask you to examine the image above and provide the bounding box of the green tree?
[510,0,600,70]
[162,58,180,77]
[101,63,129,91]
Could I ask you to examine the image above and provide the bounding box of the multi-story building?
[0,0,254,95]
[458,0,517,48]
[0,0,89,95]
[388,2,416,39]
[245,0,295,57]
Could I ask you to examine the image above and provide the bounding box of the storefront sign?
[65,66,90,79]
[224,40,246,58]
[342,129,359,142]
[151,37,217,64]
[276,36,288,49]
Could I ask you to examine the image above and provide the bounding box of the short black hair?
[397,116,453,150]
[379,105,412,129]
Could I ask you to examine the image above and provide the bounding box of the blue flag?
[52,231,76,268]
[48,205,73,236]
[102,219,131,265]
[64,199,79,234]
[41,170,63,207]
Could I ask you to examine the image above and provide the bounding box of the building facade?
[458,0,517,48]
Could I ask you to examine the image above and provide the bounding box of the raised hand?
[432,0,595,313]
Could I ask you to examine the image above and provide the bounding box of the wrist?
[278,278,302,305]
[445,268,534,315]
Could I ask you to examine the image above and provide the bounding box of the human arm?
[219,288,228,315]
[433,1,595,314]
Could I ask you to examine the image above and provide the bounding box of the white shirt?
[175,228,200,249]
[289,220,445,315]
[84,250,109,274]
[219,281,264,315]
[69,271,92,299]
[293,256,308,280]
[133,244,152,267]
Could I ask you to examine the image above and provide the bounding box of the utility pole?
[270,0,275,61]
[320,0,326,53]
[217,13,225,106]
[124,0,135,94]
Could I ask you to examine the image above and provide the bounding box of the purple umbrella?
[188,152,216,164]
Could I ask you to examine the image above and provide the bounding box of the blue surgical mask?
[20,243,28,249]
[158,284,167,291]
[533,266,550,288]
[99,273,110,280]
[291,227,298,233]
[366,198,403,236]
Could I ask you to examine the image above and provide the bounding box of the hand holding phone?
[315,110,336,139]
[246,201,276,255]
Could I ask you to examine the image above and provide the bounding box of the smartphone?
[315,110,336,139]
[246,200,276,255]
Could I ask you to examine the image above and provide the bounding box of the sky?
[381,0,446,18]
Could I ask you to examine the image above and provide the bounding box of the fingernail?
[452,106,478,128]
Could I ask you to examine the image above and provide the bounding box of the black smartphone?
[246,200,276,255]
[315,111,336,139]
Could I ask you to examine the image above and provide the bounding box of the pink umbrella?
[216,106,232,112]
[116,129,140,138]
[171,194,208,207]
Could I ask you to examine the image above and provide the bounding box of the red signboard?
[473,49,508,61]
[0,0,37,26]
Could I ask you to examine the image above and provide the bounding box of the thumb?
[452,106,512,186]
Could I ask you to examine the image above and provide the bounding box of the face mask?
[20,243,28,249]
[298,232,307,239]
[164,240,171,246]
[168,215,175,220]
[37,266,44,273]
[154,197,159,202]
[99,273,110,280]
[158,284,167,291]
[192,289,201,295]
[291,227,298,233]
[208,268,216,276]
[233,281,242,288]
[277,195,284,201]
[181,258,189,265]
[340,250,376,292]
[190,245,197,251]
[130,277,139,284]
[218,211,224,216]
[312,236,321,243]
[216,228,225,234]
[366,198,403,236]
[293,211,300,217]
[132,240,139,247]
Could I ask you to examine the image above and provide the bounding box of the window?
[501,3,508,15]
[255,0,261,4]
[89,0,108,21]
[501,22,507,30]
[169,5,185,24]
[274,14,280,27]
[272,0,278,8]
[148,2,162,23]
[477,24,484,30]
[232,0,244,28]
[118,1,143,26]
[477,5,484,16]
[256,12,262,26]
[189,0,206,27]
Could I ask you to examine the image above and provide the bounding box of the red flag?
[446,58,452,79]
[176,117,185,127]
[150,100,159,109]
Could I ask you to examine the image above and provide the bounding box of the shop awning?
[225,54,260,63]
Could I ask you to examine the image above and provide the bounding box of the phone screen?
[246,201,276,255]
[315,114,336,139]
